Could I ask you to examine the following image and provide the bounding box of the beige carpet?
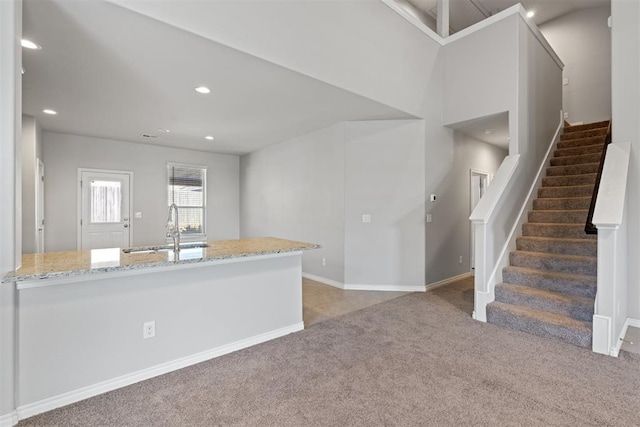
[20,279,640,426]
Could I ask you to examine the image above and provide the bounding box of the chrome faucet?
[166,203,180,254]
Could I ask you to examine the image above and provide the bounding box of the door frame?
[36,158,45,253]
[77,168,134,250]
[469,169,492,274]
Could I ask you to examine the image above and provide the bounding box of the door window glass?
[90,180,122,223]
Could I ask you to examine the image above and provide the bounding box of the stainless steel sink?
[122,242,209,254]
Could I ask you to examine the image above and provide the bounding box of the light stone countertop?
[4,237,319,283]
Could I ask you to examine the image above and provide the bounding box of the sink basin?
[122,242,209,254]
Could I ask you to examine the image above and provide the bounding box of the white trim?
[378,1,563,70]
[14,251,303,289]
[378,0,442,44]
[485,112,564,289]
[343,283,425,292]
[302,272,344,289]
[426,272,472,291]
[0,411,18,427]
[592,314,611,355]
[16,322,303,421]
[76,168,134,250]
[612,318,640,357]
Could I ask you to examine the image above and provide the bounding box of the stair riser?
[503,267,596,298]
[516,237,597,257]
[523,223,596,240]
[486,304,591,348]
[546,163,599,176]
[560,129,607,142]
[542,174,596,187]
[550,153,601,166]
[533,198,591,210]
[564,121,609,133]
[538,185,593,198]
[510,252,596,276]
[554,144,604,158]
[494,285,593,321]
[528,210,588,224]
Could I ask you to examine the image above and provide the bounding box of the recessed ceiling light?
[21,39,41,50]
[205,136,215,141]
[157,128,170,133]
[42,109,57,115]
[526,10,535,18]
[195,86,211,94]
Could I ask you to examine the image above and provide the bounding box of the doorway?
[78,168,132,250]
[36,158,45,253]
[470,169,491,274]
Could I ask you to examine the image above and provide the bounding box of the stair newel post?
[472,220,490,322]
[592,226,619,355]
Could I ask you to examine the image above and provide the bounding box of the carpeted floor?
[20,278,640,426]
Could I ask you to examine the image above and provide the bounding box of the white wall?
[0,0,20,422]
[611,0,640,322]
[240,124,346,283]
[21,115,42,254]
[426,133,507,283]
[107,0,440,118]
[540,6,612,124]
[240,120,426,289]
[443,15,519,129]
[43,133,240,252]
[344,120,425,288]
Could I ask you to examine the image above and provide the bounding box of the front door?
[79,169,131,250]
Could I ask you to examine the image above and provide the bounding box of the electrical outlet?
[322,257,326,266]
[143,321,155,339]
[458,256,463,264]
[564,112,569,119]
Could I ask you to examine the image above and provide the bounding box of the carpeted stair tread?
[522,222,596,239]
[494,283,594,321]
[560,128,607,142]
[542,173,596,187]
[516,236,597,257]
[564,121,609,133]
[528,209,588,224]
[510,251,596,276]
[502,266,596,298]
[546,163,599,176]
[486,120,605,348]
[533,197,591,210]
[538,184,594,198]
[486,301,592,348]
[550,152,601,166]
[554,143,604,158]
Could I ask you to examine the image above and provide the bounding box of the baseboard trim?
[426,273,472,291]
[302,272,344,289]
[0,411,18,427]
[614,318,640,357]
[343,283,426,292]
[16,322,304,421]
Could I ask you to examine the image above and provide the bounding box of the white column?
[437,0,449,38]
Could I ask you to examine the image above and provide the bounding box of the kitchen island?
[6,237,318,417]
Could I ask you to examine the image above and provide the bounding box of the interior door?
[36,158,45,253]
[80,170,131,250]
[470,170,490,274]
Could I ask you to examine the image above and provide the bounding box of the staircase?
[486,120,610,348]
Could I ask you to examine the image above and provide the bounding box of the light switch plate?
[362,214,371,223]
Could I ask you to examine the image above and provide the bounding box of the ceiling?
[448,112,509,149]
[408,0,610,33]
[22,0,412,156]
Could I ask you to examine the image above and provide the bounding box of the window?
[167,163,206,237]
[90,180,122,223]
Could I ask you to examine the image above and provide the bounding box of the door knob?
[124,224,129,228]
[123,217,129,221]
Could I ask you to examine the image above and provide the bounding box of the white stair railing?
[592,141,631,356]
